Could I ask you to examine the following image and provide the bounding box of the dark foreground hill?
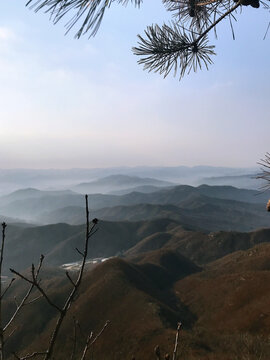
[4,219,270,273]
[3,219,180,272]
[4,243,270,360]
[37,199,270,232]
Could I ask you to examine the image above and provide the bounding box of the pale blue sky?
[0,1,269,168]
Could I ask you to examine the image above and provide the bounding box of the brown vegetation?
[1,239,270,359]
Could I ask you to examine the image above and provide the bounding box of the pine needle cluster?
[26,0,269,79]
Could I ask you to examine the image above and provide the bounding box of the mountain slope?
[5,243,270,360]
[1,185,269,227]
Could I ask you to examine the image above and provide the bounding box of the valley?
[0,170,269,359]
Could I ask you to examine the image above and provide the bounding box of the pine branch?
[133,0,241,79]
[133,23,216,78]
[26,0,142,38]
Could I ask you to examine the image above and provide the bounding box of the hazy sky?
[0,1,269,169]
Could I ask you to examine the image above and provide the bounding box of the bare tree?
[0,195,108,360]
[25,0,270,79]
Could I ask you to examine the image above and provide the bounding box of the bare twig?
[172,322,182,360]
[24,295,43,306]
[4,276,41,332]
[75,248,84,257]
[0,278,15,300]
[80,332,93,360]
[12,351,48,360]
[10,254,62,313]
[4,254,44,344]
[65,271,76,287]
[90,320,110,346]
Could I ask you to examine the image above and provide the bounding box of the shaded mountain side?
[5,255,198,360]
[2,219,180,272]
[36,198,270,232]
[131,248,201,286]
[92,201,269,232]
[3,218,270,274]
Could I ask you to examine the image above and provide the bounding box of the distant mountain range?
[0,166,260,195]
[72,174,173,194]
[1,184,269,231]
[202,173,265,190]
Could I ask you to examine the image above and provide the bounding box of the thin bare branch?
[65,271,76,287]
[24,295,43,306]
[80,320,110,360]
[0,278,15,300]
[43,195,98,360]
[9,268,62,313]
[5,255,45,332]
[4,327,17,345]
[13,351,48,360]
[172,322,182,360]
[89,320,110,347]
[75,248,84,257]
[10,196,99,360]
[80,332,93,360]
